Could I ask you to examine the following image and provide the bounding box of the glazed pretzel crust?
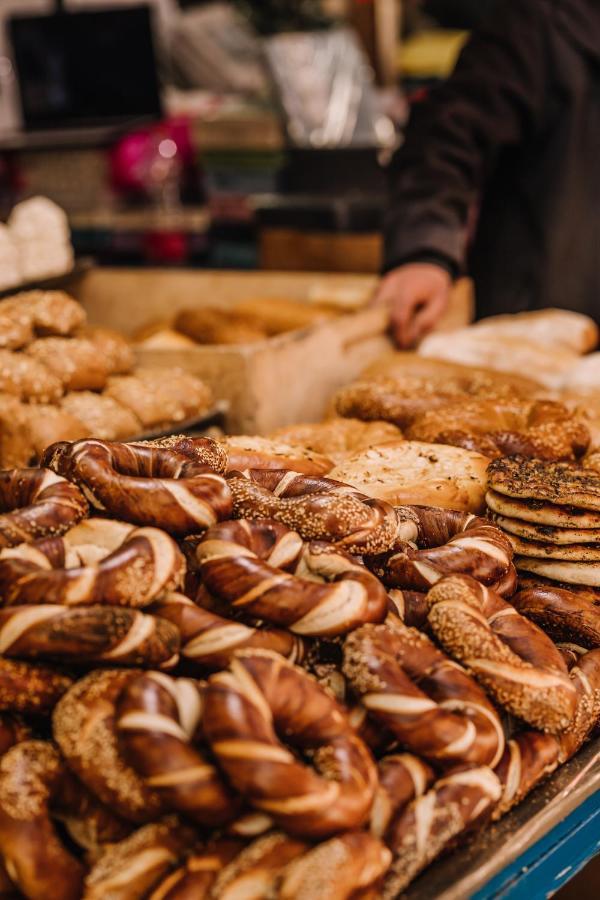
[42,439,233,535]
[196,519,388,637]
[0,468,87,548]
[203,649,378,838]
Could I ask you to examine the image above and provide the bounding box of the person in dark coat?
[380,0,600,346]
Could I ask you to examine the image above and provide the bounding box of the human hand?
[374,263,452,348]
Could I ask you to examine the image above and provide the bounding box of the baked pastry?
[81,327,135,375]
[0,394,33,467]
[234,297,337,335]
[361,351,543,395]
[472,308,598,354]
[0,350,63,403]
[19,404,88,458]
[60,392,142,441]
[0,297,33,350]
[174,308,267,345]
[16,290,86,336]
[406,398,589,461]
[419,330,578,389]
[221,436,333,475]
[105,367,212,428]
[271,418,402,459]
[488,456,600,511]
[329,441,490,512]
[134,327,197,350]
[26,337,109,391]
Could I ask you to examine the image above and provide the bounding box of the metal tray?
[402,737,600,899]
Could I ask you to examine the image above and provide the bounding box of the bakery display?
[1,270,600,900]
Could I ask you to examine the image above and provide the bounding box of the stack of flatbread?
[487,456,600,586]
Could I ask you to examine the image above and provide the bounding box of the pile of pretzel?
[0,434,598,900]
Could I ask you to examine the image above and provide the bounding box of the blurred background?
[0,0,488,271]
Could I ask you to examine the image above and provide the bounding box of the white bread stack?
[8,196,74,284]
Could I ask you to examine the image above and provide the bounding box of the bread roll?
[270,418,402,459]
[329,441,489,513]
[105,368,212,428]
[81,327,135,375]
[234,297,337,335]
[16,290,86,337]
[19,404,88,459]
[471,308,598,354]
[60,392,142,441]
[174,308,266,345]
[0,350,63,403]
[0,394,33,467]
[135,328,197,350]
[26,337,109,391]
[0,298,33,350]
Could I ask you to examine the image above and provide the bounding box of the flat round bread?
[506,534,600,561]
[488,457,600,510]
[486,490,600,528]
[270,418,402,459]
[516,556,600,587]
[491,513,600,545]
[329,441,489,513]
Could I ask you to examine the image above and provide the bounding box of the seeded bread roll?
[0,350,63,403]
[20,404,88,459]
[80,327,135,375]
[0,395,33,467]
[174,308,267,345]
[105,368,212,428]
[26,337,109,392]
[60,392,142,441]
[0,298,33,350]
[16,290,86,336]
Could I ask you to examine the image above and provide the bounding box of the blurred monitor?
[9,6,162,132]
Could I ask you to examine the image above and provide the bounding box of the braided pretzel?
[227,469,414,554]
[343,620,505,767]
[149,592,305,671]
[211,831,308,900]
[196,519,388,636]
[512,583,600,649]
[366,506,513,591]
[148,840,243,900]
[0,605,180,668]
[493,731,560,820]
[426,575,578,732]
[371,754,435,839]
[83,818,196,900]
[557,648,600,763]
[0,468,87,548]
[42,439,233,535]
[0,658,72,713]
[382,766,502,899]
[0,740,86,900]
[53,669,164,823]
[0,520,185,608]
[203,649,378,838]
[278,831,392,900]
[117,671,239,826]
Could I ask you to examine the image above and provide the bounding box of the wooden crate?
[68,267,472,434]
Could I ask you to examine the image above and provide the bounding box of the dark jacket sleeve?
[384,0,552,275]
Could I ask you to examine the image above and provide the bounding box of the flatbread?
[488,457,600,510]
[491,513,600,545]
[516,556,600,587]
[486,490,600,529]
[329,441,489,513]
[506,534,600,561]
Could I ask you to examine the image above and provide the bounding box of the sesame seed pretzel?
[366,506,514,592]
[148,839,243,900]
[227,469,414,555]
[117,671,239,826]
[203,649,378,838]
[0,658,72,714]
[0,468,88,548]
[382,766,502,899]
[42,439,233,536]
[149,592,306,671]
[53,669,164,823]
[195,519,388,637]
[556,647,600,763]
[343,620,505,768]
[426,574,578,732]
[277,831,392,900]
[0,740,86,900]
[0,604,180,668]
[493,731,560,820]
[210,831,308,900]
[371,753,435,839]
[0,519,185,608]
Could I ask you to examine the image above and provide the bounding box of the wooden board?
[68,267,472,434]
